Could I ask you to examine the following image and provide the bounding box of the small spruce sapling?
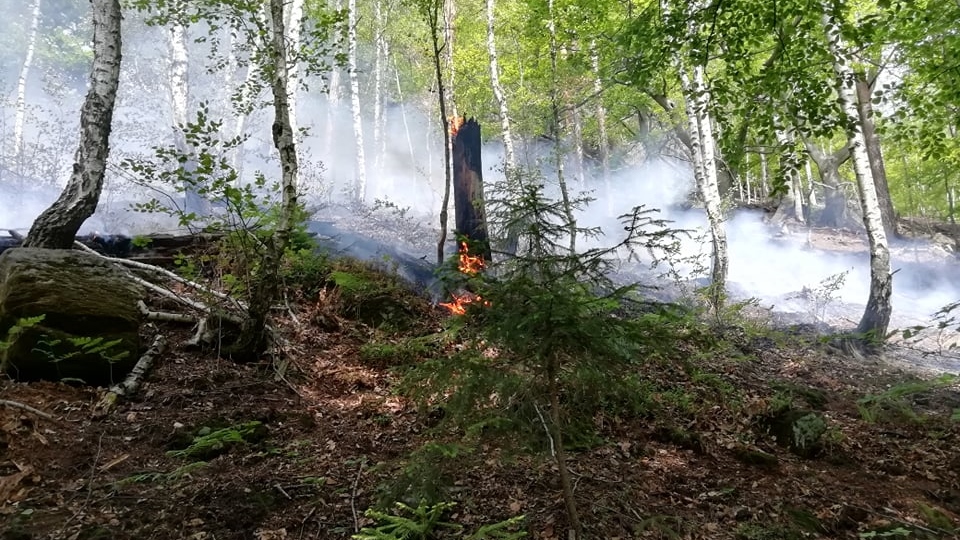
[403,174,680,539]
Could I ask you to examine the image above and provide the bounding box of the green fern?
[352,501,526,540]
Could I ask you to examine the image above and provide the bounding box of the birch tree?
[547,0,577,254]
[24,0,122,249]
[485,0,516,181]
[12,0,42,165]
[234,0,301,358]
[668,0,728,302]
[347,0,366,201]
[823,4,892,341]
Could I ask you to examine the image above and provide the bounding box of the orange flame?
[440,241,489,315]
[455,241,485,275]
[449,115,465,138]
[439,291,485,315]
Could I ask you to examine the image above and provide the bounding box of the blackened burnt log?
[451,117,492,261]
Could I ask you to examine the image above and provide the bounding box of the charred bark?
[451,118,492,261]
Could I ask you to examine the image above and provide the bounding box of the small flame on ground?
[439,291,485,315]
[440,241,489,315]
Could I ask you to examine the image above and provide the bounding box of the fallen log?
[0,230,226,259]
[93,335,166,417]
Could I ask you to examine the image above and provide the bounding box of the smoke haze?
[0,4,957,364]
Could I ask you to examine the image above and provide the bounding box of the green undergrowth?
[857,373,959,424]
[166,420,268,460]
[353,500,527,540]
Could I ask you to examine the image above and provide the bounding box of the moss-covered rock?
[0,248,142,385]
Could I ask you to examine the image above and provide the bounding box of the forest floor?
[3,231,960,540]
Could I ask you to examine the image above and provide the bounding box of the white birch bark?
[284,0,304,141]
[760,151,769,198]
[823,6,892,340]
[393,57,416,166]
[571,105,586,190]
[230,3,268,174]
[684,63,728,293]
[443,0,456,117]
[167,21,207,216]
[232,0,301,360]
[772,118,805,223]
[805,159,817,207]
[744,153,752,203]
[373,0,386,191]
[324,0,343,172]
[13,0,42,163]
[590,41,610,190]
[24,0,122,248]
[485,0,517,180]
[347,0,366,201]
[547,0,576,254]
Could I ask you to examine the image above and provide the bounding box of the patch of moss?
[167,421,268,460]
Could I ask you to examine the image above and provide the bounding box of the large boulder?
[0,248,143,385]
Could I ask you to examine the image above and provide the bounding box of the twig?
[137,300,196,323]
[274,483,292,500]
[0,399,56,420]
[351,461,364,533]
[534,403,556,458]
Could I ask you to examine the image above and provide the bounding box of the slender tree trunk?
[591,41,611,204]
[804,140,850,228]
[546,355,582,540]
[744,152,752,203]
[24,0,121,249]
[485,0,516,179]
[680,62,728,301]
[824,7,892,342]
[230,3,268,176]
[393,57,417,166]
[233,0,300,361]
[372,0,386,192]
[855,75,897,238]
[760,151,769,198]
[285,0,304,137]
[772,117,804,223]
[167,22,208,218]
[947,178,956,225]
[13,0,42,169]
[324,0,343,171]
[443,0,456,117]
[347,0,366,201]
[547,0,576,253]
[570,102,587,190]
[421,0,453,264]
[805,159,817,208]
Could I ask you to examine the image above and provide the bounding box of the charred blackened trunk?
[451,118,492,261]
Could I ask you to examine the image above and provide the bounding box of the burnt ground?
[2,246,960,539]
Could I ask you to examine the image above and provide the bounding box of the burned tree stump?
[451,117,492,261]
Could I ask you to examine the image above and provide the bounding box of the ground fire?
[439,241,489,315]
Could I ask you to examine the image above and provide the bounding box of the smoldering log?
[0,231,230,260]
[451,117,492,261]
